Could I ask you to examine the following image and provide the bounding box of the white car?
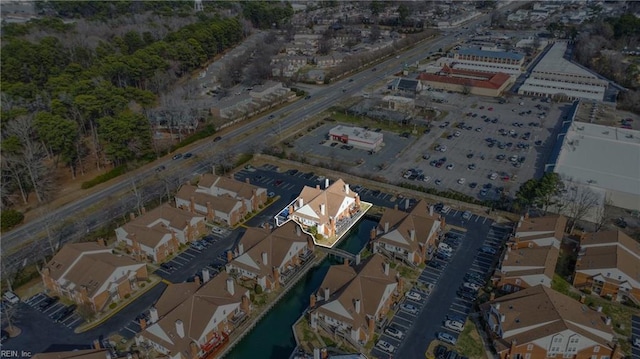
[406,291,422,301]
[437,332,457,345]
[439,145,447,152]
[445,320,465,333]
[489,173,498,180]
[446,164,455,170]
[457,178,466,184]
[423,176,431,183]
[454,131,461,137]
[376,340,396,353]
[462,211,472,220]
[385,326,404,339]
[463,282,481,291]
[2,291,19,304]
[401,303,419,314]
[633,336,640,348]
[211,227,225,235]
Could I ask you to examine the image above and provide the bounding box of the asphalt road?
[2,32,462,273]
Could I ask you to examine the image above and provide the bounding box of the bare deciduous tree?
[562,185,600,233]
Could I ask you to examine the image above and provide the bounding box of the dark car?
[52,304,77,322]
[287,169,299,175]
[457,290,476,301]
[274,179,283,186]
[183,153,193,159]
[38,296,59,310]
[435,345,449,359]
[160,263,175,271]
[304,95,311,99]
[213,136,222,142]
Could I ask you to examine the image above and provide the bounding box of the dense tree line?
[0,11,247,209]
[240,1,293,29]
[570,13,640,114]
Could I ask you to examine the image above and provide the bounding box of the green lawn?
[456,320,487,359]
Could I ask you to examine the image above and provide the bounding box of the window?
[527,344,533,351]
[594,346,600,353]
[525,354,531,359]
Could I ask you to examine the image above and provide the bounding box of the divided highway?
[1,6,512,275]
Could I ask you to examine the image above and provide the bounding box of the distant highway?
[1,3,519,274]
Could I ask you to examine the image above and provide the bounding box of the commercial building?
[115,204,207,263]
[449,48,525,75]
[226,221,315,291]
[41,242,147,312]
[417,65,514,97]
[550,120,640,212]
[518,41,608,101]
[372,200,443,265]
[482,285,624,359]
[328,125,383,151]
[573,230,640,304]
[308,254,401,346]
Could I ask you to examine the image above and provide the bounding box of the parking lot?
[632,315,640,359]
[392,208,512,358]
[289,121,414,173]
[388,97,570,201]
[23,294,84,331]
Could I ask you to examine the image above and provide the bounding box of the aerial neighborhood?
[1,1,639,359]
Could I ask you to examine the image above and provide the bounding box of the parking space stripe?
[182,251,196,258]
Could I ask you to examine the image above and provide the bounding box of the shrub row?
[81,165,128,189]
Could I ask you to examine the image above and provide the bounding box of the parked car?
[445,320,465,332]
[183,152,193,159]
[400,303,419,314]
[457,289,477,301]
[211,227,225,235]
[172,153,182,160]
[427,260,444,269]
[2,291,19,304]
[190,242,205,251]
[462,211,472,220]
[437,332,457,345]
[385,326,404,339]
[38,296,59,310]
[463,282,481,291]
[213,136,222,142]
[160,263,175,271]
[479,246,497,255]
[268,192,276,198]
[406,291,422,301]
[376,340,395,352]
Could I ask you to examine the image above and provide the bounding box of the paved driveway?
[393,211,513,358]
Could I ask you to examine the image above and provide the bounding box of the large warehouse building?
[417,65,514,97]
[518,41,608,101]
[447,48,525,75]
[548,117,640,212]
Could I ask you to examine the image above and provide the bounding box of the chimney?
[141,207,146,215]
[93,339,101,350]
[227,250,233,263]
[324,287,330,301]
[149,307,159,323]
[245,178,250,184]
[320,203,326,216]
[296,225,302,237]
[189,196,195,213]
[494,302,500,310]
[579,294,586,304]
[355,253,361,265]
[384,222,389,233]
[97,238,106,247]
[490,292,496,301]
[321,348,328,359]
[510,339,517,354]
[310,293,316,308]
[370,227,376,240]
[313,348,320,359]
[325,178,329,189]
[384,262,390,276]
[238,243,244,255]
[394,204,398,210]
[175,319,185,338]
[500,314,506,322]
[605,316,612,325]
[241,294,250,313]
[524,212,529,219]
[354,299,361,313]
[227,278,235,295]
[405,198,410,210]
[261,251,268,265]
[429,205,434,216]
[518,216,523,228]
[195,275,201,287]
[596,306,603,312]
[410,229,415,241]
[504,253,509,260]
[202,268,210,283]
[343,258,349,266]
[105,353,112,359]
[344,183,350,194]
[298,198,304,208]
[139,318,147,330]
[130,213,135,221]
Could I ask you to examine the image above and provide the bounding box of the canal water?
[225,219,377,359]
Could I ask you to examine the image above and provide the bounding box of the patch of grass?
[551,274,580,300]
[456,320,486,359]
[584,295,639,338]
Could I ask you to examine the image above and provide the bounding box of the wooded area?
[0,1,293,219]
